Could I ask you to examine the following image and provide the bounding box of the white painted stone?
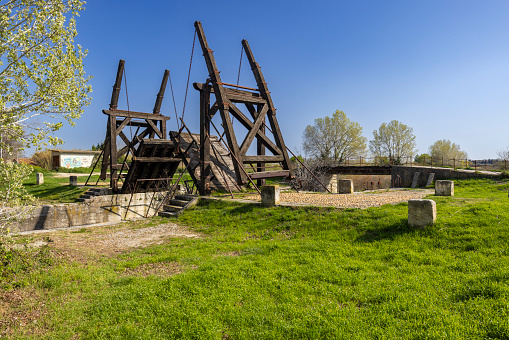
[435,180,454,196]
[261,185,280,206]
[337,179,354,194]
[408,199,436,227]
[36,173,44,185]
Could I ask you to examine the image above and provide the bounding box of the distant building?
[50,150,100,169]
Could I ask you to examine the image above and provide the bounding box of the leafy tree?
[415,153,431,165]
[0,1,90,234]
[303,110,366,162]
[0,0,91,151]
[91,142,104,151]
[369,120,416,164]
[429,139,467,161]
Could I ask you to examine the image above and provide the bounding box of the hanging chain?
[168,70,180,131]
[122,67,133,141]
[181,29,196,125]
[236,44,244,86]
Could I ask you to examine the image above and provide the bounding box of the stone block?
[337,179,354,194]
[36,173,44,185]
[261,185,280,206]
[324,174,338,193]
[69,176,78,186]
[435,180,454,196]
[408,199,436,227]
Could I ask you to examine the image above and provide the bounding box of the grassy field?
[3,179,509,339]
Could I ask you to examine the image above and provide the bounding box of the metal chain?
[168,70,180,130]
[181,29,196,124]
[236,44,244,86]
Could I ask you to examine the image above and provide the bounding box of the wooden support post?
[109,114,118,192]
[200,83,211,195]
[194,21,247,185]
[241,39,294,178]
[257,104,266,186]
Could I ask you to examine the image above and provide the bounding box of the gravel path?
[241,189,433,209]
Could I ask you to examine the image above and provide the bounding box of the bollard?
[337,179,354,194]
[435,180,454,196]
[408,199,436,227]
[69,175,78,186]
[36,172,44,185]
[261,185,280,207]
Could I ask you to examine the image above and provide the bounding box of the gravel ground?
[241,189,433,209]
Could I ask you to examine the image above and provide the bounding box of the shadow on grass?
[355,221,418,243]
[27,184,87,202]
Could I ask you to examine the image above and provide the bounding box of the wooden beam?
[243,155,284,163]
[249,170,290,179]
[194,82,266,104]
[109,60,124,110]
[103,109,170,121]
[145,119,163,139]
[228,104,282,155]
[153,70,169,114]
[115,117,132,133]
[132,157,181,163]
[194,21,246,184]
[239,104,268,155]
[242,39,294,177]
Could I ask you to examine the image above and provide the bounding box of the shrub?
[31,150,52,170]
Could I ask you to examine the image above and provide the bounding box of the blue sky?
[49,0,509,159]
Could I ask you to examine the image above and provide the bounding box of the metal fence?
[322,157,508,172]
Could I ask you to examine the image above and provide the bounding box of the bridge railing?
[321,157,508,172]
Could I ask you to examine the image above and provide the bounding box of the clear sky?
[46,0,509,160]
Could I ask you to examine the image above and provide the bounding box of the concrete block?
[36,173,44,185]
[337,179,354,194]
[408,199,436,227]
[411,172,421,188]
[426,173,435,187]
[261,185,280,206]
[69,176,78,186]
[435,180,454,196]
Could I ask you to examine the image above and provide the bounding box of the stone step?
[175,194,196,202]
[170,199,188,207]
[158,211,178,218]
[162,204,182,213]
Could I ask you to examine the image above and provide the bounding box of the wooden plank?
[140,139,176,146]
[239,104,268,155]
[118,131,131,147]
[243,155,284,163]
[249,170,290,179]
[103,109,170,120]
[109,114,118,191]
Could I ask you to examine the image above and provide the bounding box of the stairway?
[77,187,112,202]
[158,194,199,217]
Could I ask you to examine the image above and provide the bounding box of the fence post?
[360,156,362,166]
[453,158,455,169]
[474,160,477,171]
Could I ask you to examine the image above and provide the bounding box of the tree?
[0,0,91,151]
[303,110,366,162]
[369,120,416,164]
[497,147,509,161]
[0,1,90,233]
[429,139,467,162]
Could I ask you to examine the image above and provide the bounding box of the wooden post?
[200,83,211,195]
[256,104,266,187]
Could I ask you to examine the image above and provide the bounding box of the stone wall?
[391,166,498,188]
[16,192,165,232]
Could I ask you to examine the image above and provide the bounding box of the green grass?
[23,171,100,203]
[6,179,509,338]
